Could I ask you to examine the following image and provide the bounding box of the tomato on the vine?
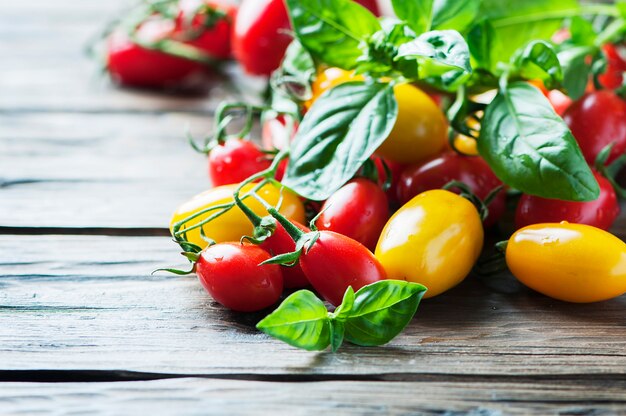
[375,84,447,165]
[176,0,237,59]
[107,18,204,89]
[375,190,484,299]
[208,140,271,187]
[196,243,283,312]
[506,222,626,303]
[170,182,305,248]
[316,178,389,251]
[232,0,291,76]
[563,90,626,165]
[398,152,505,227]
[515,172,619,231]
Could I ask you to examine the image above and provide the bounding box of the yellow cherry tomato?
[506,222,626,303]
[452,134,479,156]
[375,189,484,298]
[376,84,447,165]
[170,183,306,249]
[305,67,362,109]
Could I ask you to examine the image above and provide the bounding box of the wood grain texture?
[1,378,626,416]
[1,235,626,378]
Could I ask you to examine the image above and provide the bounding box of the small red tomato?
[564,91,626,165]
[261,222,310,288]
[208,140,271,186]
[196,243,283,312]
[316,179,389,251]
[176,0,238,59]
[515,172,619,231]
[599,43,626,90]
[374,157,405,204]
[398,152,505,227]
[261,114,298,151]
[300,231,387,306]
[548,89,573,116]
[107,18,204,89]
[232,0,291,76]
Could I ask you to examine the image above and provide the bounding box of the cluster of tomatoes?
[104,0,380,88]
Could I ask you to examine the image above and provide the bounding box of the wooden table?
[2,1,626,414]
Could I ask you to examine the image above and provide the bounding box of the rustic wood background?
[2,0,626,414]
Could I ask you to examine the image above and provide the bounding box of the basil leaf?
[281,40,316,86]
[332,286,355,321]
[357,21,418,77]
[470,0,579,72]
[282,81,398,201]
[256,290,331,351]
[432,0,482,32]
[329,320,345,353]
[512,40,562,90]
[285,0,381,69]
[391,0,434,34]
[558,46,593,100]
[569,16,596,47]
[344,281,427,347]
[478,82,599,202]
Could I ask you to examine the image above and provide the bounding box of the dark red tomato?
[564,91,626,165]
[261,114,298,151]
[515,172,619,231]
[176,0,237,59]
[261,221,310,288]
[107,19,204,88]
[208,140,271,186]
[299,231,387,306]
[599,43,626,90]
[354,0,380,14]
[374,157,405,204]
[316,179,389,251]
[232,0,291,76]
[398,152,506,227]
[196,243,283,312]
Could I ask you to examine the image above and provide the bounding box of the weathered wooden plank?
[1,378,626,415]
[1,235,626,376]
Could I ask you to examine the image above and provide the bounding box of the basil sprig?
[257,280,427,352]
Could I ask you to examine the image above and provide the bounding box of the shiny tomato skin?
[176,0,237,59]
[232,0,291,76]
[260,222,310,288]
[548,89,573,116]
[208,140,272,187]
[300,231,387,306]
[107,19,203,88]
[397,152,505,227]
[305,67,363,109]
[376,84,448,165]
[196,243,283,312]
[563,91,626,165]
[506,222,626,303]
[375,190,484,299]
[316,179,389,251]
[515,172,619,231]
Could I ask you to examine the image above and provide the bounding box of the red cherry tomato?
[316,179,389,251]
[232,0,291,76]
[398,152,505,227]
[261,114,298,151]
[260,221,310,288]
[515,172,619,231]
[208,140,272,186]
[599,43,626,90]
[107,19,204,89]
[176,0,237,59]
[564,91,626,165]
[299,231,387,306]
[196,243,283,312]
[548,89,573,116]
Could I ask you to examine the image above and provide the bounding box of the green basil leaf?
[282,81,398,201]
[285,0,381,69]
[569,16,597,47]
[332,286,356,321]
[558,46,593,100]
[256,290,331,351]
[469,0,579,72]
[432,0,482,32]
[344,281,427,347]
[281,40,316,86]
[391,0,434,34]
[357,21,418,77]
[512,40,563,89]
[478,82,599,202]
[618,1,626,20]
[329,320,345,353]
[396,30,472,76]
